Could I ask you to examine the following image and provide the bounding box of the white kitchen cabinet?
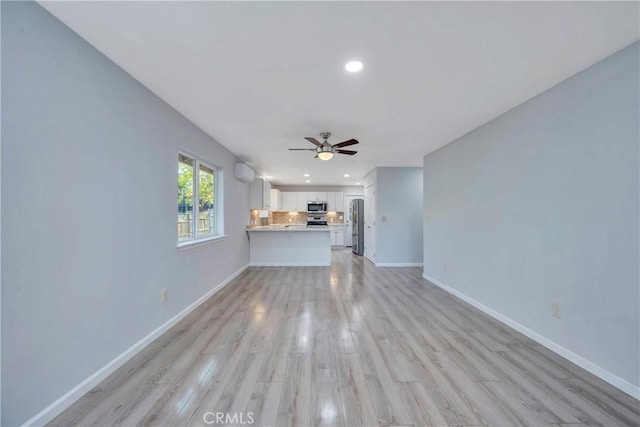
[326,192,345,212]
[296,192,309,211]
[330,226,345,246]
[303,191,326,202]
[302,192,328,209]
[250,178,271,209]
[270,189,282,211]
[247,228,331,266]
[314,192,328,202]
[264,180,272,208]
[281,192,298,211]
[334,192,344,212]
[326,192,335,211]
[279,191,344,212]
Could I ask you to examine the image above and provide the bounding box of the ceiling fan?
[288,132,358,161]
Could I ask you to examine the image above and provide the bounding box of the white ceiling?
[40,1,639,186]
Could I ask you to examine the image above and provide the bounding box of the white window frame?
[177,151,225,249]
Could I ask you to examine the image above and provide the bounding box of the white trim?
[375,262,423,267]
[177,234,227,250]
[178,150,224,243]
[249,262,330,267]
[422,272,640,400]
[21,264,250,427]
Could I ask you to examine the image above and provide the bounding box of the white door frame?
[364,184,376,263]
[344,193,363,247]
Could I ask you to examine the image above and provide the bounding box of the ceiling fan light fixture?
[317,151,334,161]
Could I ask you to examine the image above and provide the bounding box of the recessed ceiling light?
[345,61,363,73]
[303,173,310,177]
[265,176,272,179]
[356,182,361,185]
[344,174,350,178]
[305,180,311,183]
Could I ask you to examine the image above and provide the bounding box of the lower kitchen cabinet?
[330,226,345,246]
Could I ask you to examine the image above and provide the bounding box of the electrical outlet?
[161,288,168,303]
[552,302,561,319]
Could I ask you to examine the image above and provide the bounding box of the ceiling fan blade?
[304,137,323,147]
[333,139,359,148]
[288,148,316,151]
[336,149,357,155]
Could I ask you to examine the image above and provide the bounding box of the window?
[178,152,221,243]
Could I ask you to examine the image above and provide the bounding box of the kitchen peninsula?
[246,225,331,266]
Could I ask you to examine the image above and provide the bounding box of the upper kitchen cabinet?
[335,192,344,211]
[310,192,328,202]
[327,192,344,212]
[277,191,346,212]
[250,178,271,209]
[296,192,309,211]
[281,192,314,211]
[270,189,283,211]
[281,192,298,211]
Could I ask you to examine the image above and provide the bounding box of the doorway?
[344,193,363,247]
[364,184,376,263]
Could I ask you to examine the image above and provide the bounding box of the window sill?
[177,234,227,251]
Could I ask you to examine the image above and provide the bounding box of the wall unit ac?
[234,163,255,183]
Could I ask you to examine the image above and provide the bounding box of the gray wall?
[367,167,423,265]
[1,3,250,425]
[423,43,639,390]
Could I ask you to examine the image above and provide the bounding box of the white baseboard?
[250,262,330,267]
[22,264,249,427]
[375,262,423,267]
[422,272,640,400]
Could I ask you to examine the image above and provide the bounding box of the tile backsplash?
[250,210,344,225]
[326,211,345,224]
[270,211,307,225]
[249,209,270,226]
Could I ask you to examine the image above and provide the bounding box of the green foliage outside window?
[178,161,194,208]
[199,166,215,210]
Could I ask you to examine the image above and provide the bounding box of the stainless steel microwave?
[307,201,328,213]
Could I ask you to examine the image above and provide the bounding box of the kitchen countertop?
[247,225,330,232]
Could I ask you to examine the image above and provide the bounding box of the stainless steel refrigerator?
[351,199,364,255]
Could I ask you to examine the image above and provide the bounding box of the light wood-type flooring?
[50,249,640,426]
